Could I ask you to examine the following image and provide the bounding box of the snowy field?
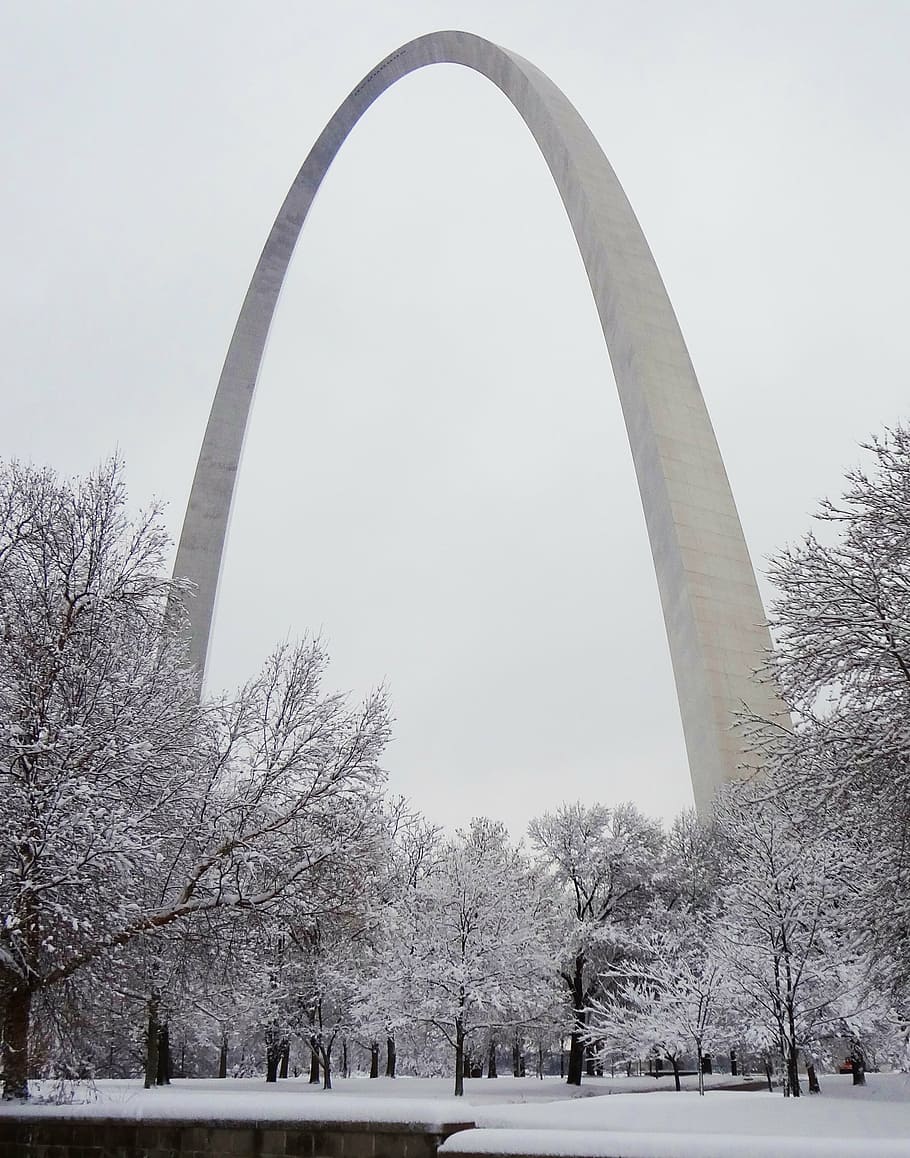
[2,1072,910,1157]
[0,1073,756,1119]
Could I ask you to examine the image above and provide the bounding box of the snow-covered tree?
[350,800,441,1079]
[756,425,910,1003]
[661,810,723,915]
[713,780,877,1096]
[729,423,910,1076]
[180,915,269,1079]
[588,911,731,1093]
[0,460,201,1098]
[0,459,390,1099]
[529,802,663,1084]
[388,818,551,1095]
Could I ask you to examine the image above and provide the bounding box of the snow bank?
[0,1081,472,1128]
[472,1078,910,1141]
[442,1128,910,1158]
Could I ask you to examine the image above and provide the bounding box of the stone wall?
[0,1115,475,1158]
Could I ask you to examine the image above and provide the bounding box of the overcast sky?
[3,1,909,838]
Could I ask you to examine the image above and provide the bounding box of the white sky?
[3,1,909,838]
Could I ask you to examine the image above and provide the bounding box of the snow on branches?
[0,458,389,1099]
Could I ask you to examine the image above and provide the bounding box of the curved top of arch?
[173,30,785,813]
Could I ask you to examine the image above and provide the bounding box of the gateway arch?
[173,30,783,813]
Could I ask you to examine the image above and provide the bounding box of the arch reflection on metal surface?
[173,30,783,813]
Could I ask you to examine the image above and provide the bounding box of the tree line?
[2,427,910,1100]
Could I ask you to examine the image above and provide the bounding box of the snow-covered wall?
[0,1114,475,1158]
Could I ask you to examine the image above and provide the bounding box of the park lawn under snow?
[469,1075,910,1156]
[0,1073,751,1121]
[3,1073,910,1157]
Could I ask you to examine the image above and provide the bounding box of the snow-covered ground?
[446,1074,910,1158]
[2,1073,909,1157]
[0,1073,757,1119]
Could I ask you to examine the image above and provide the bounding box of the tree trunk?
[279,1040,290,1079]
[696,1045,705,1096]
[265,1025,281,1083]
[321,1045,332,1090]
[851,1047,866,1086]
[1,981,32,1100]
[156,1023,171,1085]
[218,1033,228,1079]
[143,990,160,1091]
[512,1035,525,1078]
[386,1036,396,1078]
[807,1061,820,1093]
[308,1038,320,1084]
[566,1032,583,1085]
[765,1057,773,1093]
[671,1056,681,1092]
[787,1043,801,1097]
[729,1048,738,1077]
[566,955,585,1085]
[778,1031,790,1097]
[454,1020,465,1097]
[369,1041,380,1078]
[784,992,801,1097]
[487,1035,497,1078]
[342,1039,349,1079]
